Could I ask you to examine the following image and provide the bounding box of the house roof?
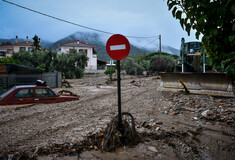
[0,45,13,50]
[60,40,94,48]
[13,41,33,46]
[97,59,107,64]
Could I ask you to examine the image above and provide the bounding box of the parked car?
[0,82,79,105]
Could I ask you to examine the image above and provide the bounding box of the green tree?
[104,67,116,82]
[32,35,41,50]
[0,57,20,64]
[121,57,144,75]
[145,52,177,72]
[166,0,235,76]
[12,50,58,72]
[54,50,88,78]
[140,60,151,71]
[12,51,34,67]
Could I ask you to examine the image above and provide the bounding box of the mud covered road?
[0,74,234,159]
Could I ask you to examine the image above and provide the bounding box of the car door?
[34,88,58,104]
[13,88,34,104]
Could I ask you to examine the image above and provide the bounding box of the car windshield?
[47,86,59,96]
[0,87,16,98]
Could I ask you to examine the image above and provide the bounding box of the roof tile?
[60,40,94,47]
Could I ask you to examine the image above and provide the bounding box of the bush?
[104,67,116,75]
[0,57,20,64]
[121,57,136,75]
[149,54,176,72]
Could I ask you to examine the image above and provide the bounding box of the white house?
[58,40,98,71]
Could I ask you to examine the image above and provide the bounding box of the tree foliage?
[146,52,177,72]
[12,49,88,78]
[54,50,88,79]
[121,57,144,75]
[120,53,178,75]
[0,57,20,64]
[104,67,116,81]
[12,50,56,72]
[12,51,34,67]
[32,35,41,50]
[104,67,116,76]
[167,0,235,76]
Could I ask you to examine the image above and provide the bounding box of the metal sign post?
[106,34,130,127]
[116,60,122,126]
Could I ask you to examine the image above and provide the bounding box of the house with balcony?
[58,40,98,71]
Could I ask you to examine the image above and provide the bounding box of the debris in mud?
[162,92,235,124]
[2,128,202,160]
[58,90,80,99]
[103,112,141,152]
[1,113,142,159]
[62,80,72,88]
[0,75,234,159]
[105,78,117,85]
[178,80,190,94]
[162,106,183,116]
[130,79,149,87]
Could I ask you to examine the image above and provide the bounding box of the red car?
[0,84,78,105]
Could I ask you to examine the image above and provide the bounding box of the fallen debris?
[161,92,235,124]
[58,90,80,99]
[178,80,190,94]
[62,80,72,88]
[103,112,141,152]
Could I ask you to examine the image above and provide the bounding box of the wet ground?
[0,74,234,159]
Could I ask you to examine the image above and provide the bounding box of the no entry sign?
[106,34,130,60]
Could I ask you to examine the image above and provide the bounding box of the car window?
[0,87,15,98]
[15,89,34,98]
[35,89,55,97]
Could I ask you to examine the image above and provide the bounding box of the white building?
[58,40,98,71]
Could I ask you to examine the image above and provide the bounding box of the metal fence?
[0,72,62,90]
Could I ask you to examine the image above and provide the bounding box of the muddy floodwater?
[0,74,234,159]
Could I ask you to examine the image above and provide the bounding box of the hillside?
[49,32,152,61]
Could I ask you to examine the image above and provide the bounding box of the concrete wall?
[0,72,62,89]
[42,72,62,88]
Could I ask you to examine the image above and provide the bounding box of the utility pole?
[181,38,185,73]
[159,35,161,71]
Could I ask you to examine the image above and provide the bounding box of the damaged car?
[0,80,79,105]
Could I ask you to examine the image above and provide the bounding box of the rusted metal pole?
[117,60,122,127]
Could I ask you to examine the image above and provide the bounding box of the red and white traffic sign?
[106,34,130,60]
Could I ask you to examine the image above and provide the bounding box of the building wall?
[0,48,13,58]
[13,45,33,53]
[6,50,13,57]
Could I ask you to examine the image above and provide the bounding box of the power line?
[141,38,158,48]
[3,0,159,39]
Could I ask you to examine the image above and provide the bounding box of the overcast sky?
[0,0,199,49]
